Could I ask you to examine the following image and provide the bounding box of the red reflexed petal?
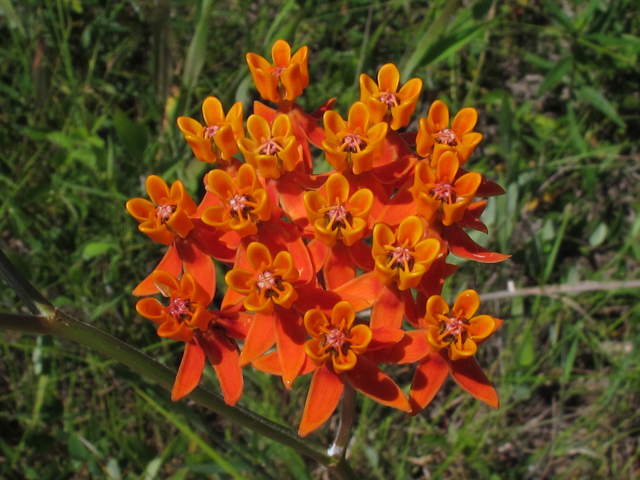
[332,273,384,311]
[367,327,405,351]
[276,177,310,230]
[274,306,306,389]
[449,356,499,409]
[309,97,336,120]
[324,242,356,290]
[458,203,489,234]
[253,101,277,123]
[349,240,374,272]
[175,238,215,301]
[294,286,342,315]
[189,218,237,262]
[238,313,276,366]
[401,288,419,327]
[307,239,329,274]
[290,105,327,148]
[409,352,449,414]
[346,356,411,412]
[252,350,316,376]
[298,363,345,437]
[171,341,206,401]
[370,284,404,329]
[215,311,253,339]
[376,182,415,229]
[132,244,181,297]
[376,330,431,365]
[445,224,511,263]
[198,330,243,406]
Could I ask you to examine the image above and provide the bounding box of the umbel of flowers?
[127,39,509,437]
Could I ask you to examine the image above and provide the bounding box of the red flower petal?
[238,313,276,366]
[375,330,431,364]
[332,272,384,311]
[346,356,411,412]
[274,306,306,389]
[370,283,404,329]
[198,330,244,406]
[445,224,511,263]
[324,242,356,290]
[171,341,206,401]
[132,244,181,297]
[175,237,216,301]
[367,327,405,351]
[409,352,449,415]
[449,356,499,409]
[252,351,316,376]
[298,363,345,437]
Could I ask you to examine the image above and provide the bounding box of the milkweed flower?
[372,217,440,291]
[246,39,309,104]
[359,63,422,130]
[298,302,410,437]
[408,290,502,414]
[177,97,245,165]
[135,271,246,405]
[201,163,271,237]
[304,173,373,248]
[416,100,482,166]
[322,102,388,175]
[237,114,300,179]
[225,242,299,315]
[412,152,482,226]
[126,176,197,245]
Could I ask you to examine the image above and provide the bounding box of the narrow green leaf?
[518,333,534,366]
[401,0,460,80]
[538,57,572,95]
[543,204,572,283]
[82,242,116,260]
[562,337,579,382]
[182,0,214,91]
[578,86,626,129]
[0,0,25,35]
[588,222,608,247]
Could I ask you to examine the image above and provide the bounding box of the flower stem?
[0,249,54,316]
[329,383,357,459]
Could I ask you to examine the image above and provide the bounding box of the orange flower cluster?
[127,40,509,437]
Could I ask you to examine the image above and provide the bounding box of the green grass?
[1,0,640,478]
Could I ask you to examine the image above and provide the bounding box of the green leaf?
[578,86,626,129]
[588,222,608,247]
[113,109,149,159]
[562,337,579,382]
[82,242,116,260]
[518,332,534,366]
[0,0,25,35]
[182,0,214,90]
[538,57,572,95]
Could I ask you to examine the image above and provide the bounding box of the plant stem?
[329,383,357,459]
[0,249,54,316]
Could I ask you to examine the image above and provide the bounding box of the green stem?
[329,383,357,459]
[0,249,54,316]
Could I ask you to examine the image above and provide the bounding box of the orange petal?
[146,175,170,205]
[151,270,180,297]
[271,39,291,66]
[246,242,272,271]
[409,352,449,414]
[469,315,496,340]
[425,295,450,325]
[246,114,272,143]
[238,313,276,366]
[427,100,450,131]
[171,341,206,401]
[330,301,357,330]
[346,356,411,412]
[126,197,156,222]
[397,216,424,247]
[454,172,482,197]
[304,309,329,338]
[347,102,370,132]
[135,297,166,324]
[202,96,225,125]
[377,63,400,93]
[325,173,350,205]
[452,289,481,319]
[449,356,499,408]
[359,73,379,100]
[451,107,477,136]
[436,151,459,184]
[298,363,345,437]
[370,283,404,329]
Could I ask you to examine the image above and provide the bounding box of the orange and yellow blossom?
[412,152,482,226]
[237,114,300,179]
[246,39,309,105]
[225,242,299,316]
[359,63,422,130]
[177,96,244,165]
[135,271,246,405]
[407,290,502,414]
[416,100,482,166]
[201,163,271,237]
[322,102,388,175]
[372,217,440,291]
[126,175,197,245]
[304,173,373,248]
[299,302,410,437]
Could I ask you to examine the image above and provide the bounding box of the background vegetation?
[1,0,639,478]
